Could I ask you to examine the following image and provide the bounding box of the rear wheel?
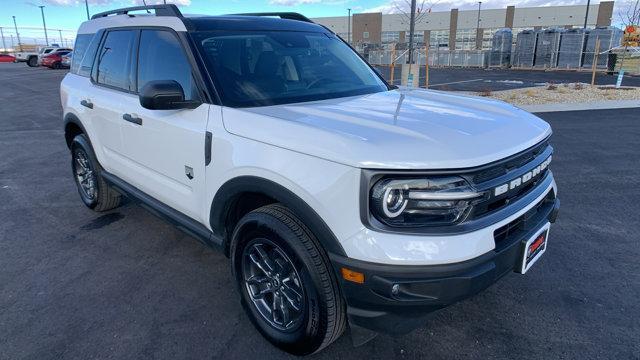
[231,204,346,355]
[53,62,61,69]
[71,134,121,212]
[27,56,38,67]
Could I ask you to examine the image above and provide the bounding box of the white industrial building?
[312,2,615,50]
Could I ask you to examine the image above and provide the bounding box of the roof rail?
[90,4,183,20]
[232,12,314,23]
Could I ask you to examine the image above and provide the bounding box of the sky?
[0,0,627,48]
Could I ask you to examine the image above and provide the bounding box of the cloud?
[38,0,190,6]
[139,0,191,5]
[41,0,113,5]
[269,0,321,5]
[364,0,585,14]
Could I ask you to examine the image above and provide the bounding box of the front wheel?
[231,204,346,355]
[27,57,38,67]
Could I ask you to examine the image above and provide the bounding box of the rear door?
[118,29,210,220]
[88,29,138,175]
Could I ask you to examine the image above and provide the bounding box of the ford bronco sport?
[61,5,560,355]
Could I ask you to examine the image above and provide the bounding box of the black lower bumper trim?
[331,196,559,335]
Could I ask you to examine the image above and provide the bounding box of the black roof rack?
[231,12,314,23]
[90,4,183,20]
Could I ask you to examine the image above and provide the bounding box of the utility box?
[534,28,564,68]
[489,28,513,67]
[583,27,624,69]
[557,28,589,69]
[512,30,538,68]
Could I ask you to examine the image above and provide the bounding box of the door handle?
[80,100,93,109]
[122,113,142,125]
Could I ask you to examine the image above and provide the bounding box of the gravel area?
[481,83,640,105]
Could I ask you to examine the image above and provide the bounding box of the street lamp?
[39,6,49,46]
[58,29,63,47]
[347,8,351,44]
[12,16,22,52]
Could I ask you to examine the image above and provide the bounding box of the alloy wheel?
[73,148,97,201]
[242,238,305,332]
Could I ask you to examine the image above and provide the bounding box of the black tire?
[230,204,346,355]
[53,62,61,69]
[70,134,121,212]
[27,56,38,67]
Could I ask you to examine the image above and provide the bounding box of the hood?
[221,88,552,169]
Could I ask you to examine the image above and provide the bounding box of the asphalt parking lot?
[1,62,639,360]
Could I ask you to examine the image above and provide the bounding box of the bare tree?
[617,0,640,26]
[393,0,440,24]
[392,0,441,63]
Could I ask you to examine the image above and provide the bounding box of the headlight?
[370,176,486,227]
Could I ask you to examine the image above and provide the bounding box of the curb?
[520,100,640,113]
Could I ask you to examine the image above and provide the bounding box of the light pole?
[0,27,6,53]
[583,0,590,29]
[12,16,22,52]
[347,8,351,44]
[58,29,63,46]
[39,6,49,46]
[85,0,90,20]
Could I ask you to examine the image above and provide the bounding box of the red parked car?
[40,51,71,69]
[0,54,16,63]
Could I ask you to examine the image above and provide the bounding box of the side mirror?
[139,80,200,110]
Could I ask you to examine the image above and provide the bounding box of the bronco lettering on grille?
[494,156,552,197]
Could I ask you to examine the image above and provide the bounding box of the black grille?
[473,140,549,184]
[493,190,556,251]
[464,140,552,222]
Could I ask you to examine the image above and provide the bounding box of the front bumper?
[330,194,559,335]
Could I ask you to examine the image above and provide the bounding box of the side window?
[69,34,94,74]
[96,30,136,91]
[137,30,198,100]
[71,34,93,75]
[77,31,102,77]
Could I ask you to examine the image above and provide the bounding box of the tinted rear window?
[95,30,136,91]
[72,34,95,76]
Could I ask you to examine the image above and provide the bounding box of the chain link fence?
[363,27,625,72]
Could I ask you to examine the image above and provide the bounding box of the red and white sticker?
[519,222,550,274]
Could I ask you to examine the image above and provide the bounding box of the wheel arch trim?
[63,112,90,148]
[210,175,347,257]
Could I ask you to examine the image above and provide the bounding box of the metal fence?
[367,48,488,68]
[363,27,624,71]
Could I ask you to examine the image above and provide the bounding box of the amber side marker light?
[341,268,365,284]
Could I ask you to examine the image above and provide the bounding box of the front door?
[117,29,210,220]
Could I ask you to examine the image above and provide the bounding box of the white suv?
[61,5,559,355]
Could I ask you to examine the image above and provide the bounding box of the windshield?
[192,31,388,107]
